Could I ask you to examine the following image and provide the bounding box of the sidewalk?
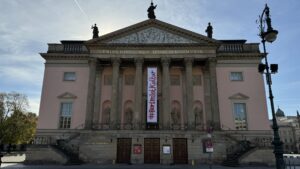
[0,163,277,169]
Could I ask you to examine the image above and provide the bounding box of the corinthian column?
[111,57,121,129]
[134,57,144,129]
[93,66,103,128]
[161,57,171,129]
[208,58,220,129]
[85,58,97,129]
[184,57,194,128]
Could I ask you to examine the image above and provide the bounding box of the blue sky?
[0,0,299,117]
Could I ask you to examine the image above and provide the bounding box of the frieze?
[92,49,215,55]
[107,27,198,44]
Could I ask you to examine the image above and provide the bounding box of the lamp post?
[257,4,284,169]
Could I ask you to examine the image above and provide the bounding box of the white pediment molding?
[57,92,77,99]
[228,93,249,100]
[107,27,198,44]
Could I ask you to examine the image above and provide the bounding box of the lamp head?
[264,29,278,43]
[258,63,266,73]
[270,64,278,73]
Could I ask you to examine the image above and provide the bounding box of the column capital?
[134,57,144,66]
[111,57,121,66]
[184,57,194,65]
[161,57,171,66]
[207,57,217,64]
[89,57,97,64]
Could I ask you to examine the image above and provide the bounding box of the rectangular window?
[125,75,135,85]
[193,75,202,86]
[233,103,247,130]
[59,102,72,129]
[63,72,76,81]
[230,72,243,81]
[104,75,112,85]
[170,75,180,85]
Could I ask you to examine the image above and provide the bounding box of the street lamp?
[257,4,284,169]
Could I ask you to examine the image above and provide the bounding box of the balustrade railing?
[91,122,207,131]
[47,43,88,53]
[218,43,260,53]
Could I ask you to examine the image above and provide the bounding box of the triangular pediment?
[57,92,77,99]
[86,19,219,45]
[228,93,249,100]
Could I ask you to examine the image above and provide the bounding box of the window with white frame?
[230,72,243,81]
[63,72,76,81]
[233,103,247,130]
[59,102,72,129]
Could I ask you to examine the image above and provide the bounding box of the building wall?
[38,65,89,129]
[216,65,270,130]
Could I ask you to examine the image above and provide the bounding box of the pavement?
[0,163,279,169]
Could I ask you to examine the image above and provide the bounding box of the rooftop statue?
[205,22,213,38]
[91,23,99,39]
[147,1,157,19]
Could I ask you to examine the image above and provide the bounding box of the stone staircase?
[54,133,83,165]
[222,140,255,167]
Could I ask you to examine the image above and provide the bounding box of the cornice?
[40,53,89,60]
[217,53,264,59]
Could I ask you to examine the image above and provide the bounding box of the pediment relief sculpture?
[107,27,198,44]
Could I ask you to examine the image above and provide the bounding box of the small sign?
[163,145,171,154]
[133,144,142,154]
[202,139,213,153]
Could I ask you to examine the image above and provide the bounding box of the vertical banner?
[147,67,158,123]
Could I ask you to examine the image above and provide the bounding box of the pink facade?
[37,19,270,132]
[217,66,270,130]
[38,66,89,129]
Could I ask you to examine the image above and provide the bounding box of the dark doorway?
[144,138,160,163]
[173,138,188,164]
[117,138,132,163]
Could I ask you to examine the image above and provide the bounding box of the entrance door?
[117,138,132,163]
[144,138,160,163]
[173,138,188,164]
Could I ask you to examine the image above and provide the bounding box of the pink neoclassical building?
[33,12,274,165]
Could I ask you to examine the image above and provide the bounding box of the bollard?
[112,159,115,165]
[192,160,195,166]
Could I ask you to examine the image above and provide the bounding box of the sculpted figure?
[171,107,180,125]
[91,24,99,39]
[125,108,133,124]
[147,1,157,19]
[194,107,203,125]
[205,22,213,38]
[103,107,110,124]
